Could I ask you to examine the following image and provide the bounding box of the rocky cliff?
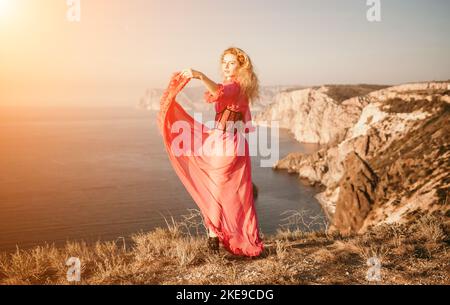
[272,82,450,235]
[254,84,388,144]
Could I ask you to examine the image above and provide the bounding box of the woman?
[157,47,263,257]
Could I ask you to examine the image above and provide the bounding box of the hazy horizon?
[1,0,449,107]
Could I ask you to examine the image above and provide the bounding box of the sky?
[0,0,449,107]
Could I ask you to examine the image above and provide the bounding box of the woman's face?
[222,53,240,80]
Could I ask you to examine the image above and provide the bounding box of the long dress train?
[157,71,264,257]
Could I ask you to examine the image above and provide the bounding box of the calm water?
[0,107,323,251]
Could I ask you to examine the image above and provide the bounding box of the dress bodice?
[204,80,256,133]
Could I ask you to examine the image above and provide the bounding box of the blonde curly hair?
[219,47,260,105]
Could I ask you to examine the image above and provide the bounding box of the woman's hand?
[181,68,219,96]
[180,68,204,80]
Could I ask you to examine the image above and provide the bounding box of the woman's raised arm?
[180,68,220,95]
[199,73,220,96]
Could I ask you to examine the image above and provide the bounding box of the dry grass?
[0,211,448,285]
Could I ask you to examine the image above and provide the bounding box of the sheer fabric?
[157,71,263,257]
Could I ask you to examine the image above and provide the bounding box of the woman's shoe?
[207,236,219,252]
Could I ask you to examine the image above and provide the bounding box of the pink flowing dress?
[157,71,264,257]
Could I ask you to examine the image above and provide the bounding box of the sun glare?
[0,0,12,18]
